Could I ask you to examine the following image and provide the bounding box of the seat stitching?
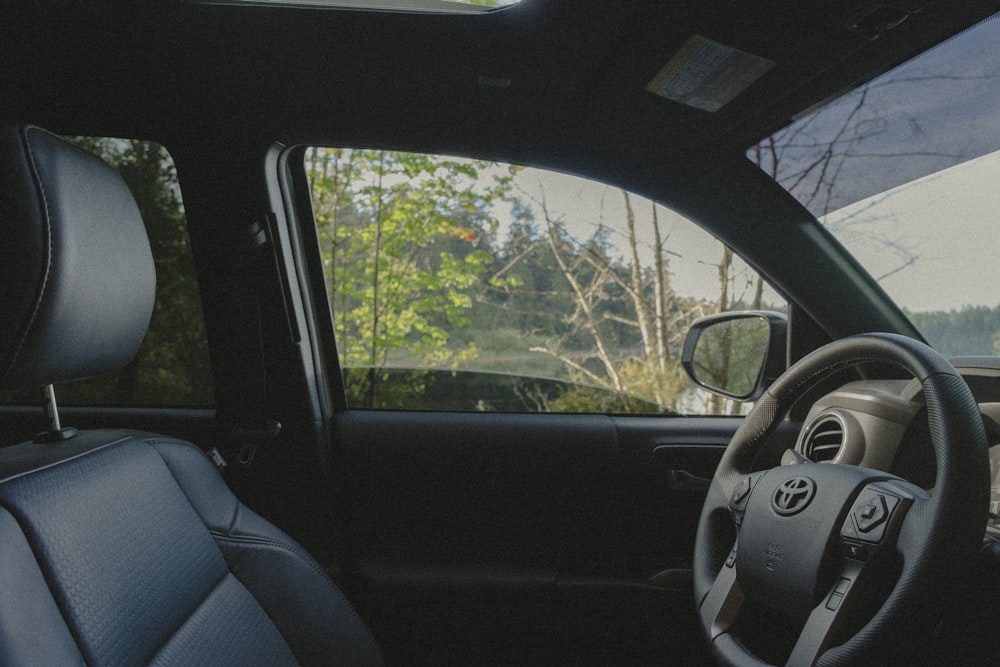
[142,435,242,533]
[211,531,332,583]
[144,568,236,665]
[212,532,381,659]
[5,126,56,377]
[0,506,89,666]
[0,435,134,485]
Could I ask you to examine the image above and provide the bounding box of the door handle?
[666,468,711,492]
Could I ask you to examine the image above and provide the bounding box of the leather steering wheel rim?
[693,333,990,666]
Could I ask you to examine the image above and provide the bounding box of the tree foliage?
[22,138,215,407]
[9,136,995,416]
[908,305,1000,358]
[308,149,779,414]
[307,148,519,372]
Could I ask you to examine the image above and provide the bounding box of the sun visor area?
[646,35,775,112]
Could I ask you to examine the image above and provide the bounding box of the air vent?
[800,413,846,463]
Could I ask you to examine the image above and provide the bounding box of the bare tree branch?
[541,197,623,389]
[528,346,606,386]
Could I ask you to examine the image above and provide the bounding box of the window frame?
[282,144,789,417]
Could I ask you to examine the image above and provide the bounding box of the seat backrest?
[0,124,382,666]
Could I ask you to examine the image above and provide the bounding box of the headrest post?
[44,384,61,432]
[33,385,78,443]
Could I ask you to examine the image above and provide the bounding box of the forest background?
[5,120,998,413]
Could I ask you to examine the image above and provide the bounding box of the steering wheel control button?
[855,495,888,532]
[725,541,738,568]
[771,476,816,516]
[731,477,752,509]
[850,491,901,543]
[730,473,765,529]
[843,542,870,561]
[840,514,860,540]
[825,576,853,611]
[730,473,763,513]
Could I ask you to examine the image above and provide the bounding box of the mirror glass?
[691,316,770,398]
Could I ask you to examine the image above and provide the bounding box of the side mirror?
[681,311,787,401]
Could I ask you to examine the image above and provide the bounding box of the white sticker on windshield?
[647,35,775,112]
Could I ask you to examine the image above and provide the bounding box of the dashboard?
[792,356,1000,536]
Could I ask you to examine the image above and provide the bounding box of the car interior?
[0,124,383,666]
[3,1,1000,666]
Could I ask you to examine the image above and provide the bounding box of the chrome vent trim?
[801,413,845,463]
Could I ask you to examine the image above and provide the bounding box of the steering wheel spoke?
[789,481,915,666]
[785,560,864,666]
[699,544,744,641]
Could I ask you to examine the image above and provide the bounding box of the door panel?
[333,410,763,665]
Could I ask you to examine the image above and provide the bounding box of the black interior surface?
[4,2,1000,666]
[336,411,740,663]
[0,124,382,667]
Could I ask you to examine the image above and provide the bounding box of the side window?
[0,137,213,408]
[306,148,783,415]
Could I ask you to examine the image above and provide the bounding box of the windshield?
[752,14,1000,357]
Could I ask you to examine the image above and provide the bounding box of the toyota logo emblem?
[771,477,816,515]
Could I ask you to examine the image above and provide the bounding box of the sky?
[498,167,782,307]
[823,150,1000,313]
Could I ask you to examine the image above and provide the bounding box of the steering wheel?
[694,333,990,666]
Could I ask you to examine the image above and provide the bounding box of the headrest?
[0,124,155,390]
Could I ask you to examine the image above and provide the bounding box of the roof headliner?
[5,1,997,171]
[4,0,998,342]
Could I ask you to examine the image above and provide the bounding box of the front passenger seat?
[0,123,383,666]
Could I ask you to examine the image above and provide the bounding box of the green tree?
[307,148,517,371]
[307,148,776,415]
[908,305,1000,358]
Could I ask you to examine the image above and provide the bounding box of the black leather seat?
[0,124,383,666]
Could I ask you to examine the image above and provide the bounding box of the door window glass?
[306,148,785,414]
